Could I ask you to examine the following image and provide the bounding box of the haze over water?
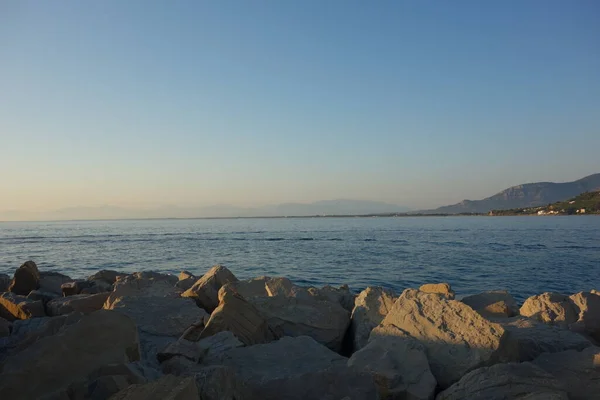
[1,216,598,302]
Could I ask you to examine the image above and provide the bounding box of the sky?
[1,1,599,214]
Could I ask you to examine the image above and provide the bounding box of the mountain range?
[425,173,600,214]
[0,200,411,221]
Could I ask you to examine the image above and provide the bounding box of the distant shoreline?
[1,213,598,223]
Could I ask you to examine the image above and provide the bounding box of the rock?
[419,282,455,299]
[8,260,40,295]
[107,271,179,302]
[178,271,195,281]
[106,295,208,337]
[38,271,72,295]
[193,365,251,400]
[532,346,600,400]
[175,277,196,292]
[349,286,396,351]
[249,293,351,352]
[0,274,10,292]
[197,287,276,345]
[157,338,204,363]
[0,292,45,321]
[204,335,376,399]
[47,292,110,316]
[196,331,244,363]
[371,289,508,389]
[437,362,568,400]
[227,276,271,298]
[181,265,238,313]
[316,284,356,312]
[61,280,96,296]
[108,374,198,400]
[348,336,436,400]
[105,271,207,338]
[569,291,600,341]
[461,290,519,318]
[0,317,10,337]
[137,333,176,371]
[253,366,379,400]
[4,313,83,354]
[26,290,59,303]
[68,363,147,400]
[520,292,579,327]
[0,310,140,399]
[88,269,122,284]
[499,316,592,362]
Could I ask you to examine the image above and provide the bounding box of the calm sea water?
[1,216,599,302]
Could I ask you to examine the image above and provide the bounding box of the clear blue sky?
[1,1,599,212]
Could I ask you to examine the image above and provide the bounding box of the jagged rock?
[88,269,122,285]
[38,271,72,295]
[157,338,204,363]
[193,365,251,400]
[68,363,147,400]
[348,336,436,400]
[105,271,207,338]
[532,346,600,400]
[26,290,59,304]
[569,291,600,341]
[0,310,140,399]
[0,317,10,337]
[4,313,83,354]
[316,284,356,312]
[520,292,579,327]
[107,271,179,302]
[8,261,40,295]
[436,362,568,400]
[499,317,592,361]
[204,335,376,399]
[461,290,519,318]
[197,288,276,345]
[47,292,110,316]
[0,274,10,292]
[0,292,45,321]
[419,283,455,299]
[61,280,96,296]
[175,271,196,291]
[138,333,175,371]
[106,295,207,337]
[181,265,238,313]
[196,331,244,363]
[108,374,198,400]
[252,294,350,351]
[371,289,508,389]
[227,276,271,298]
[349,286,396,351]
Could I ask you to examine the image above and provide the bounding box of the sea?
[1,216,599,302]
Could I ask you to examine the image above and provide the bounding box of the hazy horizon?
[2,1,599,218]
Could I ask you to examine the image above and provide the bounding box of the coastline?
[1,261,599,399]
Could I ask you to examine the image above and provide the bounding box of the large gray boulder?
[196,287,276,345]
[532,346,600,400]
[8,261,40,295]
[47,292,110,316]
[569,291,600,342]
[500,317,592,361]
[436,362,568,400]
[193,365,252,400]
[0,317,10,337]
[181,265,238,313]
[108,374,198,400]
[203,335,378,399]
[159,331,243,364]
[0,310,140,399]
[371,289,509,389]
[520,292,579,327]
[104,271,207,338]
[348,336,436,400]
[0,292,45,321]
[461,290,519,318]
[349,286,396,351]
[38,271,72,295]
[88,269,122,285]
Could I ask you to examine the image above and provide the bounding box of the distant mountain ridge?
[0,199,410,221]
[427,173,600,214]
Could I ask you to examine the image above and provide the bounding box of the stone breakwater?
[0,261,599,400]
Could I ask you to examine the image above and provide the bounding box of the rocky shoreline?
[0,261,598,400]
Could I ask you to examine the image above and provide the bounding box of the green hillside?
[490,191,600,216]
